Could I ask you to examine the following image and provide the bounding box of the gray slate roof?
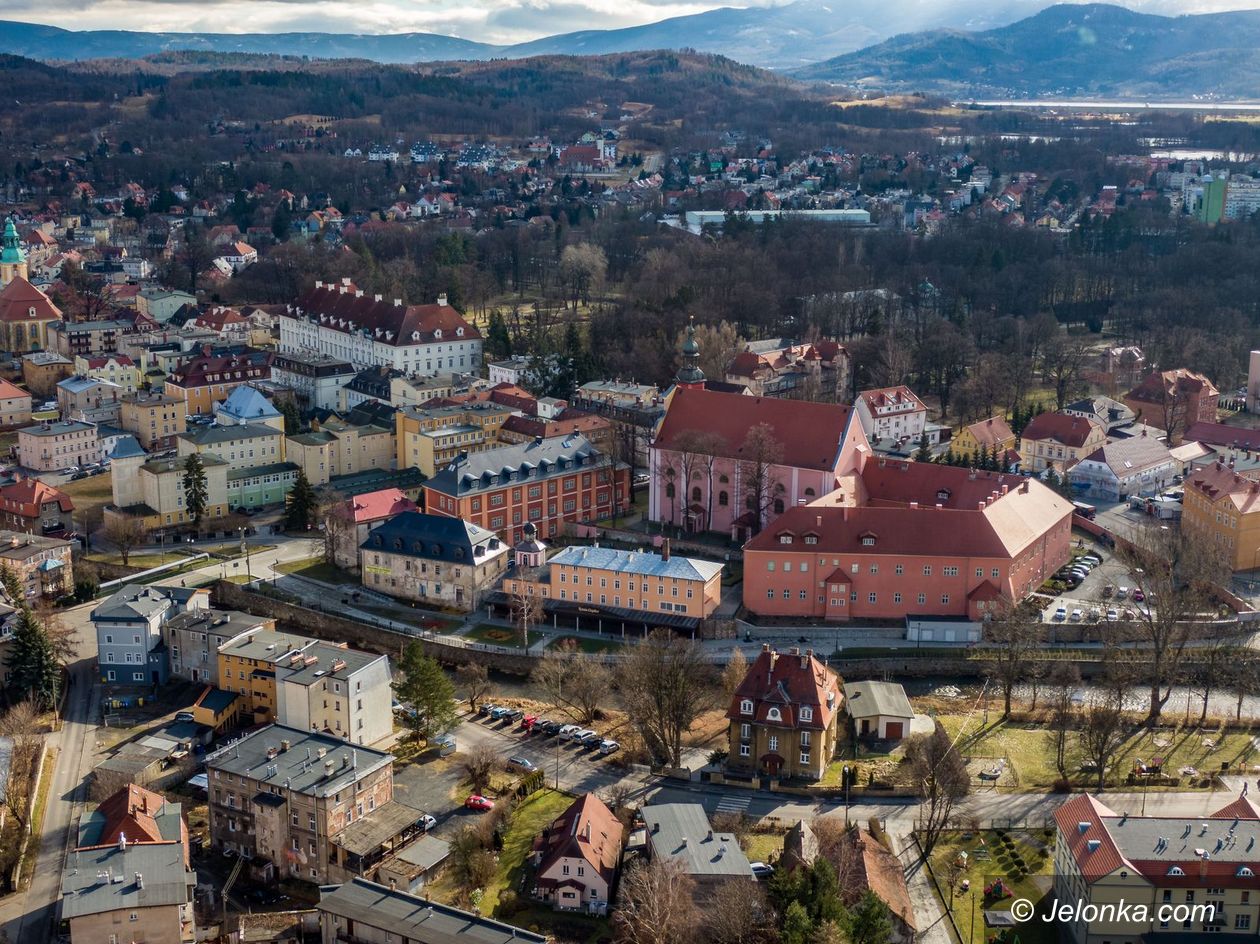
[548,545,721,582]
[60,843,193,920]
[205,724,392,799]
[643,803,752,878]
[361,511,503,565]
[280,642,384,687]
[177,422,278,446]
[92,584,196,622]
[317,877,545,944]
[425,434,605,497]
[842,680,914,721]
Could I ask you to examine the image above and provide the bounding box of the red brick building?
[422,434,629,545]
[742,462,1073,621]
[1123,368,1219,443]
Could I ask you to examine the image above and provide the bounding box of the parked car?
[508,756,538,772]
[60,466,78,475]
[578,731,603,747]
[597,739,620,756]
[1102,584,1115,598]
[750,862,774,880]
[503,708,524,723]
[489,706,510,720]
[542,721,565,736]
[571,728,597,743]
[476,703,497,717]
[1088,607,1102,621]
[465,794,495,812]
[1052,607,1068,621]
[520,714,538,730]
[1116,586,1130,599]
[1105,608,1119,621]
[1132,589,1146,602]
[558,724,581,739]
[1069,608,1083,622]
[417,814,437,831]
[175,711,195,722]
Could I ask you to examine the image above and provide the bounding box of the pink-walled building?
[649,385,870,541]
[742,462,1073,621]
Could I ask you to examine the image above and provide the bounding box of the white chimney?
[437,293,448,306]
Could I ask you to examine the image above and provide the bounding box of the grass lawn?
[276,556,354,584]
[740,830,785,865]
[61,471,114,520]
[481,789,574,916]
[938,713,1258,789]
[462,623,541,648]
[930,828,1057,944]
[547,635,624,655]
[20,748,57,889]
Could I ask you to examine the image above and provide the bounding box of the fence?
[99,553,210,591]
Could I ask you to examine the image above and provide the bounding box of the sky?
[2,0,1260,43]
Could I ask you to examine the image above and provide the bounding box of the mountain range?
[795,3,1260,98]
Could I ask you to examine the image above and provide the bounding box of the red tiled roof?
[1210,795,1260,821]
[1126,368,1219,405]
[82,784,171,848]
[0,276,61,324]
[727,646,841,730]
[858,386,925,413]
[166,351,273,389]
[0,378,29,401]
[846,830,917,931]
[533,793,623,885]
[1186,461,1260,515]
[1020,412,1103,448]
[655,386,855,472]
[1184,422,1260,451]
[0,477,72,519]
[962,415,1014,448]
[335,488,417,524]
[296,281,482,348]
[1053,794,1129,882]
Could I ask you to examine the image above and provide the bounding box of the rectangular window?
[923,565,932,576]
[868,592,877,604]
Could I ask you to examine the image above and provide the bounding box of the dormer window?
[861,534,876,547]
[1168,867,1185,876]
[766,707,782,722]
[27,307,35,318]
[740,699,752,715]
[779,534,793,545]
[804,533,818,545]
[434,329,443,340]
[456,327,464,337]
[1240,867,1255,878]
[800,706,813,722]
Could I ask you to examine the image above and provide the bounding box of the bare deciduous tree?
[978,603,1041,717]
[739,423,784,536]
[531,652,613,724]
[1046,662,1081,777]
[621,629,718,767]
[455,662,491,712]
[720,647,748,702]
[1080,693,1128,792]
[511,584,544,649]
[615,856,699,944]
[903,722,969,856]
[704,878,777,944]
[103,516,146,568]
[460,742,500,795]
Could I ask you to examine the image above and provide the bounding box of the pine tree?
[914,433,932,462]
[393,643,457,740]
[182,453,208,527]
[5,607,59,709]
[0,564,23,606]
[285,470,319,532]
[485,311,512,359]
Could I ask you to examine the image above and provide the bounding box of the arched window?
[766,707,781,722]
[691,486,702,502]
[804,487,816,497]
[719,474,730,484]
[773,498,785,514]
[665,483,675,499]
[718,491,729,507]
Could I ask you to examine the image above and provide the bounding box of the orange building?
[422,434,629,546]
[1182,460,1260,572]
[163,350,274,416]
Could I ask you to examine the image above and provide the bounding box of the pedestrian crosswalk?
[714,793,752,815]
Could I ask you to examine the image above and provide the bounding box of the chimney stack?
[437,293,448,306]
[661,539,670,561]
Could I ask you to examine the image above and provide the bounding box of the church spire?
[675,315,705,387]
[0,217,28,287]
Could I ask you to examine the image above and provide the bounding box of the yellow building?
[216,628,318,726]
[1182,460,1260,571]
[952,414,1016,462]
[105,444,231,533]
[75,354,141,394]
[287,415,395,486]
[395,401,514,477]
[1019,413,1106,473]
[120,392,187,451]
[1053,793,1260,944]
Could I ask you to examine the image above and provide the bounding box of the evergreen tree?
[485,311,512,359]
[285,470,319,532]
[182,453,208,527]
[0,564,23,606]
[914,433,932,462]
[279,400,302,435]
[781,901,813,944]
[6,607,59,709]
[271,201,292,242]
[393,643,457,740]
[844,891,893,944]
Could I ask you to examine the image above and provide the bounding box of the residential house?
[92,585,208,686]
[951,414,1016,464]
[724,338,850,403]
[106,436,232,533]
[119,393,187,451]
[1018,413,1106,473]
[316,878,546,944]
[1052,793,1260,944]
[218,243,258,272]
[394,401,515,478]
[49,317,140,358]
[0,276,62,352]
[530,794,623,914]
[137,288,197,323]
[76,783,189,860]
[1123,368,1220,443]
[725,645,842,780]
[59,841,195,944]
[287,413,395,487]
[360,512,508,611]
[423,435,629,546]
[271,352,356,412]
[74,354,141,395]
[650,385,868,541]
[216,628,319,726]
[57,376,123,424]
[833,827,917,943]
[498,412,613,455]
[163,350,275,416]
[854,386,928,449]
[280,280,482,374]
[0,531,73,600]
[18,420,99,471]
[21,351,74,398]
[1182,461,1260,572]
[742,463,1073,622]
[0,378,31,428]
[642,804,754,900]
[1069,435,1178,502]
[274,641,393,746]
[0,476,74,534]
[205,725,402,884]
[175,415,294,511]
[842,680,914,742]
[1063,396,1136,434]
[324,488,418,572]
[164,607,274,686]
[502,534,722,631]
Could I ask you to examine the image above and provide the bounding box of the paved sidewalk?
[898,834,957,944]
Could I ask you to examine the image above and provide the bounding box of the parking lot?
[1038,539,1153,626]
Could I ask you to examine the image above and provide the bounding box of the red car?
[465,794,495,812]
[520,714,537,731]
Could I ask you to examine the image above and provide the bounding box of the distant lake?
[960,100,1260,112]
[1151,148,1256,162]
